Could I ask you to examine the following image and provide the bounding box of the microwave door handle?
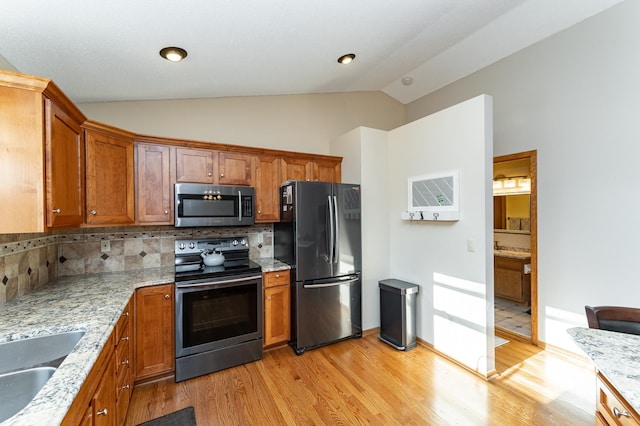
[238,190,242,222]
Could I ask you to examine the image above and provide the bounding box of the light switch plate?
[467,239,476,252]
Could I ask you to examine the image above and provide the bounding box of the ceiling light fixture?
[337,53,356,64]
[160,47,188,62]
[402,77,413,86]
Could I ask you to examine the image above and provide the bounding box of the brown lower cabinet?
[263,270,291,348]
[62,300,125,426]
[134,283,175,383]
[494,255,531,305]
[596,372,640,425]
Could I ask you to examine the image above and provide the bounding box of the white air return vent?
[402,170,460,221]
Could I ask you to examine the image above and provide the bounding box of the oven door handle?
[177,274,262,289]
[303,277,359,289]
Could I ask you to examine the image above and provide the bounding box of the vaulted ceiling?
[0,0,623,104]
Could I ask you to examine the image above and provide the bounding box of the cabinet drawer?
[115,300,132,342]
[264,270,290,288]
[115,337,130,372]
[495,256,525,271]
[597,373,640,425]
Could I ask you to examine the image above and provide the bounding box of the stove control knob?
[178,243,186,250]
[240,239,247,246]
[232,239,239,246]
[189,242,196,249]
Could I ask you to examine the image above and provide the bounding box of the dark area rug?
[137,406,197,426]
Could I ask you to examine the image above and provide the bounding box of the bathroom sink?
[0,367,56,422]
[0,330,85,374]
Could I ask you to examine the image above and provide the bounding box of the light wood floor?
[125,333,596,425]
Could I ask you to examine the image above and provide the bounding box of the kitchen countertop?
[568,327,640,415]
[494,249,531,260]
[0,267,174,426]
[252,257,291,272]
[0,257,292,425]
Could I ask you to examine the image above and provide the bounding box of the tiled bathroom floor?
[495,297,531,338]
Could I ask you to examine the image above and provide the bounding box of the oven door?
[175,274,263,358]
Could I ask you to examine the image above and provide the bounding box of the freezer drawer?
[291,275,362,354]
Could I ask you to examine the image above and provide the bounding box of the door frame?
[493,150,538,345]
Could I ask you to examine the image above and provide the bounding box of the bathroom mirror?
[494,194,530,232]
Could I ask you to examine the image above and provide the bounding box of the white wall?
[331,127,390,330]
[384,95,493,374]
[78,92,405,155]
[405,0,640,352]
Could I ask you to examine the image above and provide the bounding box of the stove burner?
[174,236,261,282]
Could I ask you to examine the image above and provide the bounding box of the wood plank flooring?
[125,334,596,425]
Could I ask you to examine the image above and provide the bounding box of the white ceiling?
[0,0,623,104]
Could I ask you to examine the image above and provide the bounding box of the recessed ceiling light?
[337,53,356,64]
[402,77,413,86]
[160,47,188,62]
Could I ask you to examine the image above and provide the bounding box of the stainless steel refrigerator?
[274,181,362,355]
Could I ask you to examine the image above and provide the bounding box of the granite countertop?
[252,257,291,272]
[568,327,640,414]
[494,249,531,260]
[0,267,174,426]
[0,258,291,425]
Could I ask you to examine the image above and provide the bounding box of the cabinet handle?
[96,408,108,416]
[208,172,212,177]
[267,296,271,301]
[164,210,169,215]
[120,336,129,342]
[120,384,130,391]
[123,311,129,317]
[52,208,61,214]
[121,359,129,365]
[275,273,280,278]
[165,294,170,299]
[613,407,631,418]
[90,209,97,215]
[257,210,261,214]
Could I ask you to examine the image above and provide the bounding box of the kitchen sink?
[0,330,85,374]
[0,367,56,422]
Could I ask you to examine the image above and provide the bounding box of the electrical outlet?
[101,240,111,253]
[467,239,476,253]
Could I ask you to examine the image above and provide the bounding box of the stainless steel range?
[174,236,263,382]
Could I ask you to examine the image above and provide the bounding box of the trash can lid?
[379,278,419,295]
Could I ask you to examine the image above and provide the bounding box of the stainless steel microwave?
[175,183,255,227]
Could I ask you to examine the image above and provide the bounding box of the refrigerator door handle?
[303,277,359,289]
[327,195,335,264]
[332,194,338,264]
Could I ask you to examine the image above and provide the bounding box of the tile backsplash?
[0,224,273,306]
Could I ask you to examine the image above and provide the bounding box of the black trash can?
[378,279,419,351]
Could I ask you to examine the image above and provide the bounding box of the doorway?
[493,150,537,345]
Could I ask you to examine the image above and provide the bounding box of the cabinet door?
[93,356,115,426]
[135,283,175,382]
[45,99,84,228]
[175,147,217,183]
[264,285,290,347]
[494,257,525,302]
[219,152,252,185]
[281,157,313,182]
[253,155,281,222]
[135,143,173,224]
[312,158,341,183]
[85,129,135,225]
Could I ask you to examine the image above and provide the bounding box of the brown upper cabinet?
[0,70,86,233]
[281,156,341,183]
[175,147,217,184]
[135,142,174,224]
[218,151,252,185]
[253,155,282,222]
[84,121,135,226]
